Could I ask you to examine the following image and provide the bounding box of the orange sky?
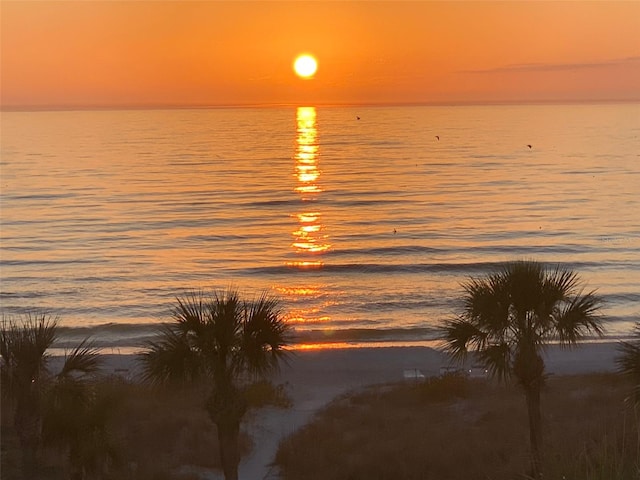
[2,1,639,108]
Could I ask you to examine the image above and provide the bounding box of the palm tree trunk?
[206,383,248,480]
[217,419,241,480]
[15,395,41,478]
[525,386,543,479]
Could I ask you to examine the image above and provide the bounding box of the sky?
[1,1,639,108]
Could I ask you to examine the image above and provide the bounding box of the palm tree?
[140,289,290,480]
[0,313,104,478]
[616,323,640,408]
[1,313,58,476]
[441,261,603,479]
[42,339,119,480]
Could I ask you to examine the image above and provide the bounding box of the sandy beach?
[95,342,620,480]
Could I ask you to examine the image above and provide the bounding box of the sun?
[293,54,318,79]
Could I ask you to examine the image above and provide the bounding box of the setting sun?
[293,54,317,79]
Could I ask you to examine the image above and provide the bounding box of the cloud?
[460,56,640,74]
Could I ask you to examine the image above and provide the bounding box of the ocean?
[1,103,639,351]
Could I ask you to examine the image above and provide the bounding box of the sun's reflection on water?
[279,107,334,330]
[288,107,331,267]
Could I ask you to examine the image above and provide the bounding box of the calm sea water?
[1,104,639,350]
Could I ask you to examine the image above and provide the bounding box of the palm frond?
[138,325,204,385]
[241,292,291,377]
[545,265,580,298]
[173,291,208,334]
[31,313,58,355]
[462,276,511,336]
[477,342,512,382]
[616,326,640,406]
[59,338,101,379]
[441,317,487,361]
[210,289,243,363]
[617,340,640,377]
[0,313,58,395]
[555,290,604,345]
[500,261,546,314]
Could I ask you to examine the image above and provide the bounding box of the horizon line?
[2,97,639,113]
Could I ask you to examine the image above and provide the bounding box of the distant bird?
[393,228,397,234]
[435,135,440,140]
[527,144,532,149]
[356,116,361,120]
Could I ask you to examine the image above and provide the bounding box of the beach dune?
[95,342,619,479]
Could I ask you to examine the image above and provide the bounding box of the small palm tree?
[42,339,119,480]
[0,313,104,477]
[616,323,640,407]
[140,289,290,480]
[441,261,603,479]
[1,313,58,476]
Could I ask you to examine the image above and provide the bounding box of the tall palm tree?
[0,313,103,477]
[616,323,640,408]
[140,289,290,480]
[441,261,603,479]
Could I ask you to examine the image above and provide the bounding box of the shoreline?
[89,341,621,379]
[49,333,631,359]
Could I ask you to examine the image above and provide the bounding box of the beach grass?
[1,347,634,480]
[275,372,639,480]
[1,375,290,480]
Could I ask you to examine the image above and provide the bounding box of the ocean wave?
[602,293,640,304]
[352,298,455,312]
[53,323,442,349]
[55,323,166,349]
[245,199,299,207]
[324,244,594,257]
[291,327,439,344]
[327,246,443,256]
[185,234,262,242]
[0,258,103,267]
[4,192,78,201]
[241,260,620,276]
[330,198,407,207]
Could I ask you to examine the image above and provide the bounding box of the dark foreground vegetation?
[1,376,290,480]
[276,373,639,480]
[2,289,290,480]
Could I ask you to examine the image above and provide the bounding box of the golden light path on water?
[278,107,335,330]
[288,106,331,270]
[291,106,330,261]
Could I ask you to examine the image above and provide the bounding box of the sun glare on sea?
[293,54,318,79]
